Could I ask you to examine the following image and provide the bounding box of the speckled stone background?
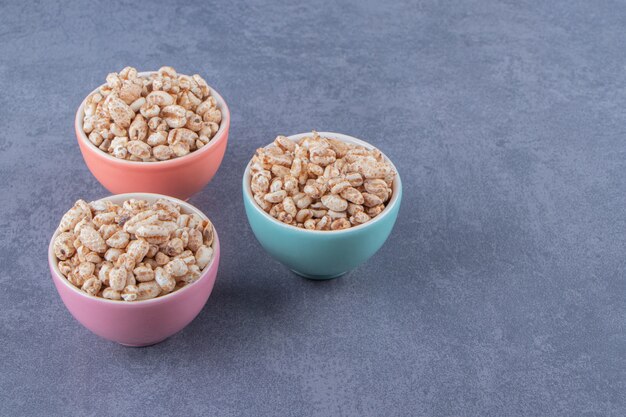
[0,0,624,416]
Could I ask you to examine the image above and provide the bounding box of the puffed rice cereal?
[82,66,222,161]
[249,131,395,230]
[53,198,215,300]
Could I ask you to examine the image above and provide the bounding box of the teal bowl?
[242,132,402,280]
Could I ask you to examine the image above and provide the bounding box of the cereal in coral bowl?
[242,131,402,279]
[75,66,230,200]
[48,193,220,346]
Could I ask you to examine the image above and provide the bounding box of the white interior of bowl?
[49,193,219,304]
[243,132,402,234]
[75,71,230,166]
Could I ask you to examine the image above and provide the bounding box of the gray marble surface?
[1,0,624,416]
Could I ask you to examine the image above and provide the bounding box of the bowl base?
[290,270,347,280]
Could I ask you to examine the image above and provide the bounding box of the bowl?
[48,193,220,346]
[75,72,230,200]
[242,132,402,280]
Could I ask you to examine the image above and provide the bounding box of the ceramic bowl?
[242,132,402,280]
[75,72,230,200]
[48,193,220,346]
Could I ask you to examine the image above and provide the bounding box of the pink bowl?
[48,193,220,347]
[75,72,230,200]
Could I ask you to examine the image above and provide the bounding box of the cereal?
[121,285,139,302]
[53,232,76,260]
[195,245,214,269]
[154,267,176,293]
[82,66,222,161]
[79,226,107,253]
[249,132,395,230]
[54,198,215,301]
[102,287,121,300]
[137,281,161,301]
[81,277,102,296]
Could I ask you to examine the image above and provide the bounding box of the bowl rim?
[48,192,219,306]
[242,131,403,235]
[75,70,230,168]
